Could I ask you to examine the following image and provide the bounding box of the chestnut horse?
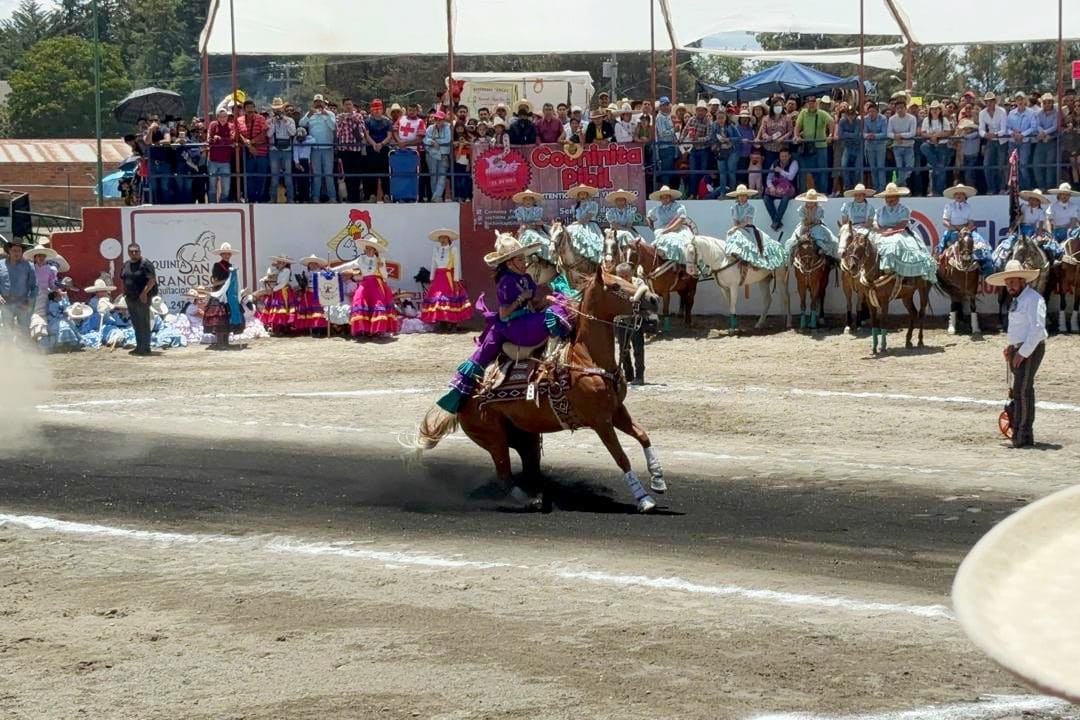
[1060,234,1080,333]
[410,263,666,513]
[838,227,866,334]
[628,237,698,328]
[936,228,984,337]
[846,230,931,354]
[791,231,830,331]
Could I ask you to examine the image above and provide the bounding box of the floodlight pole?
[649,0,657,106]
[230,0,240,201]
[93,0,103,207]
[446,0,454,107]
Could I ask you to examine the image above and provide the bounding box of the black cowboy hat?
[413,267,432,284]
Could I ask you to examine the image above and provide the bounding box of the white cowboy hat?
[707,98,721,106]
[299,254,327,267]
[515,99,534,114]
[1051,182,1080,197]
[605,189,637,204]
[649,185,682,202]
[567,184,598,199]
[795,189,828,203]
[150,296,169,317]
[512,189,543,204]
[952,483,1080,703]
[875,182,911,199]
[618,103,633,114]
[1039,92,1056,103]
[1019,189,1051,205]
[113,296,128,311]
[957,119,978,131]
[83,278,117,294]
[483,233,541,268]
[211,242,241,256]
[185,287,205,298]
[52,253,70,273]
[726,184,758,199]
[491,117,507,128]
[986,259,1040,287]
[96,298,114,314]
[943,184,977,200]
[694,99,709,110]
[356,234,390,253]
[65,302,93,322]
[843,183,875,198]
[24,245,57,261]
[270,254,294,264]
[428,228,459,243]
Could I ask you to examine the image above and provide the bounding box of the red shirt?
[207,120,235,163]
[236,113,269,157]
[535,116,564,143]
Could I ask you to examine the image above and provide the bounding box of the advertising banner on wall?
[471,142,647,229]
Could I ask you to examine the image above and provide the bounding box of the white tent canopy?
[199,0,1079,56]
[687,44,905,72]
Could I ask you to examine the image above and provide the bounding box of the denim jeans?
[865,144,888,191]
[657,145,678,189]
[1032,140,1058,191]
[763,194,791,229]
[963,154,981,190]
[689,148,713,198]
[452,160,472,200]
[149,158,174,204]
[800,146,828,192]
[892,145,915,187]
[269,148,294,202]
[984,141,1006,194]
[428,152,450,201]
[841,144,862,189]
[1010,141,1034,191]
[714,152,738,196]
[309,147,337,202]
[243,150,269,202]
[919,143,952,195]
[208,161,231,202]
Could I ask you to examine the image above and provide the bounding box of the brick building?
[0,139,130,216]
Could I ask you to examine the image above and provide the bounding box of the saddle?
[475,341,583,430]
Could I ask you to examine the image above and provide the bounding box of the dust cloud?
[0,340,52,457]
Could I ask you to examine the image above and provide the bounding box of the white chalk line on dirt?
[35,387,435,411]
[0,512,953,622]
[747,693,1071,720]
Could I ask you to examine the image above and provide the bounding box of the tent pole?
[201,51,211,123]
[649,0,657,106]
[446,0,454,108]
[904,42,913,92]
[230,0,240,201]
[670,50,677,102]
[1057,0,1063,185]
[859,0,866,187]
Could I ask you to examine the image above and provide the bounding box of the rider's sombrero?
[512,189,543,204]
[605,189,637,204]
[211,242,241,256]
[725,184,758,199]
[843,183,875,198]
[299,254,327,267]
[356,234,390,253]
[943,184,977,200]
[1051,182,1080,197]
[795,189,828,203]
[24,245,57,261]
[483,233,541,268]
[567,184,598,199]
[986,259,1040,287]
[875,182,911,199]
[1020,189,1051,205]
[83,278,116,294]
[427,228,459,243]
[649,185,682,201]
[150,296,169,317]
[270,254,294,264]
[952,483,1080,703]
[65,302,93,322]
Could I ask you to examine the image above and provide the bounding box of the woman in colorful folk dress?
[872,183,937,283]
[646,185,696,268]
[787,189,840,260]
[203,242,246,349]
[347,235,400,339]
[421,228,473,329]
[565,184,605,264]
[434,234,571,415]
[263,255,298,334]
[838,183,875,255]
[513,188,548,247]
[604,189,643,255]
[294,255,329,333]
[723,184,787,270]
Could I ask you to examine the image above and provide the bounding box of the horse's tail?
[403,405,460,453]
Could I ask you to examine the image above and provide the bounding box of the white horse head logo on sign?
[176,230,217,273]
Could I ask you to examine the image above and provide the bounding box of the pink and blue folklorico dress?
[294,268,328,331]
[421,243,473,325]
[349,255,400,337]
[263,266,298,333]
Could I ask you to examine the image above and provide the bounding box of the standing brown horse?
[1059,233,1080,333]
[410,263,666,513]
[791,231,830,331]
[936,228,984,337]
[838,228,866,334]
[846,231,931,354]
[628,238,698,328]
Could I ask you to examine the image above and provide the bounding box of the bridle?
[792,235,826,275]
[946,232,978,274]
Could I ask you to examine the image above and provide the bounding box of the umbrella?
[96,170,128,200]
[118,155,141,173]
[114,87,186,124]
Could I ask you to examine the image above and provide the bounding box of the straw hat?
[483,233,541,268]
[986,259,1040,287]
[512,189,543,204]
[211,242,241,256]
[515,99,533,115]
[589,109,607,120]
[605,189,637,204]
[1019,189,1050,205]
[66,302,93,322]
[1051,182,1080,197]
[1040,92,1056,103]
[983,92,997,101]
[113,296,128,311]
[356,233,390,253]
[726,184,758,199]
[428,228,459,243]
[96,298,114,314]
[271,97,285,110]
[185,287,204,298]
[492,117,507,128]
[83,278,116,294]
[270,254,294,264]
[694,99,709,110]
[843,183,875,198]
[795,189,828,203]
[928,99,943,109]
[952,483,1080,703]
[649,185,682,201]
[567,184,598,199]
[618,103,633,115]
[943,184,977,200]
[24,245,57,261]
[875,182,911,198]
[150,296,169,317]
[52,253,70,273]
[389,102,403,113]
[299,254,327,268]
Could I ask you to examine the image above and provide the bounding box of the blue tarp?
[697,61,860,103]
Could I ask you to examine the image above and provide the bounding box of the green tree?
[0,0,54,75]
[690,54,746,88]
[7,35,131,137]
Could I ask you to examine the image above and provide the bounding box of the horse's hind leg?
[754,276,773,330]
[507,426,544,500]
[465,419,539,510]
[613,404,665,493]
[593,420,656,513]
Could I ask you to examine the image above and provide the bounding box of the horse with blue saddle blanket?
[936,184,994,277]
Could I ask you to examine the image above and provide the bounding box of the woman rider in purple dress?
[436,234,572,414]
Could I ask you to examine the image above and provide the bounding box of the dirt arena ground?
[2,320,1079,720]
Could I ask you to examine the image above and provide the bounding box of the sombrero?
[875,182,911,198]
[150,296,169,317]
[1019,189,1050,205]
[726,184,758,199]
[943,184,977,200]
[66,302,93,322]
[512,189,543,204]
[795,189,828,203]
[356,234,390,253]
[1051,182,1080,197]
[605,189,637,204]
[843,183,875,198]
[299,254,327,267]
[24,245,57,261]
[96,298,114,314]
[185,288,205,298]
[567,184,598,199]
[483,233,541,268]
[428,228,459,243]
[515,99,534,115]
[270,254,294,264]
[211,242,241,256]
[113,296,128,311]
[52,253,70,273]
[648,185,682,201]
[562,141,584,159]
[952,483,1080,703]
[986,259,1040,287]
[83,278,117,294]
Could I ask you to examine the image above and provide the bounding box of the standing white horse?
[683,234,791,331]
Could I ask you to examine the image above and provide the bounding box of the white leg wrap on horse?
[623,470,649,501]
[644,446,663,477]
[947,311,957,335]
[971,312,981,335]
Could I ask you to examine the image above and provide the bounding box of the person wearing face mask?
[757,102,793,171]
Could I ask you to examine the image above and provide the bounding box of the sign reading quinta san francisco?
[471,142,646,229]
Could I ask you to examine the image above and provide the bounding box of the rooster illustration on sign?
[327,209,389,261]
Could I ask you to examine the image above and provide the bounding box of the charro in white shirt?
[943,200,973,228]
[1048,199,1080,228]
[1007,285,1048,358]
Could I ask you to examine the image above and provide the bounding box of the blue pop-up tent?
[697,61,860,103]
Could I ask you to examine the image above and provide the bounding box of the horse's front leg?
[593,420,656,513]
[970,295,982,337]
[726,283,739,331]
[613,404,665,493]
